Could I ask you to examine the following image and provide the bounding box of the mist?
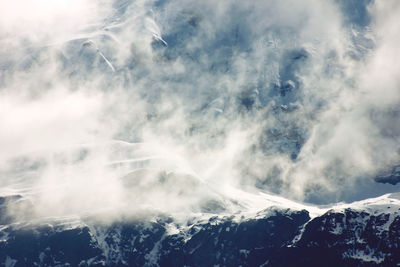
[1,0,400,221]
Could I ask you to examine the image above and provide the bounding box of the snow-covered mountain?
[1,0,400,266]
[1,193,400,266]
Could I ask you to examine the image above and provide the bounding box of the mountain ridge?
[1,192,400,266]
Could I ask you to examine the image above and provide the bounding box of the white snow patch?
[144,233,166,267]
[343,249,385,264]
[239,249,250,258]
[5,256,17,267]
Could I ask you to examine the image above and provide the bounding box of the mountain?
[1,193,400,267]
[1,1,400,266]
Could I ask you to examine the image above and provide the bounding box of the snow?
[0,0,399,265]
[1,189,400,232]
[288,222,308,247]
[86,224,121,265]
[0,226,9,243]
[331,193,400,215]
[5,256,17,267]
[343,249,385,264]
[239,249,250,258]
[0,181,399,267]
[165,222,180,235]
[329,221,343,235]
[208,184,328,220]
[144,233,166,267]
[39,252,45,263]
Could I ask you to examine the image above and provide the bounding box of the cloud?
[1,0,400,222]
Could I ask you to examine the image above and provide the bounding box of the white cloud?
[1,0,400,221]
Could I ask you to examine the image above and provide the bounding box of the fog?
[1,0,400,221]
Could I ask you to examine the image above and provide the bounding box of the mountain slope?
[1,193,400,266]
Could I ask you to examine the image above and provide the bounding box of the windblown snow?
[1,0,400,225]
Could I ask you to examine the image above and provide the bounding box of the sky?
[1,0,400,221]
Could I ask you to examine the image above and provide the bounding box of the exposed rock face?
[375,166,400,185]
[276,209,400,266]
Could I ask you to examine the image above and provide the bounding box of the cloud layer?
[1,0,400,220]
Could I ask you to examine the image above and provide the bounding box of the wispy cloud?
[1,0,400,221]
